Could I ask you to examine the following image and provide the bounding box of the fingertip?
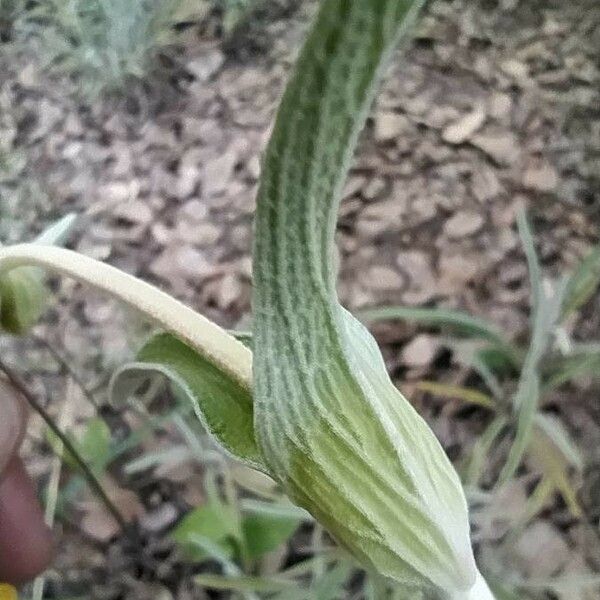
[0,379,27,475]
[0,457,53,584]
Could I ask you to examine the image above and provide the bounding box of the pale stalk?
[0,244,252,389]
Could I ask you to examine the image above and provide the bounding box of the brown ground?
[1,0,599,598]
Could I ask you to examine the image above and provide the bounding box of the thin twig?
[32,383,74,600]
[33,332,100,409]
[0,357,128,531]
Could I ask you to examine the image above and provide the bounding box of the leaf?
[542,349,600,391]
[194,573,295,594]
[361,306,514,352]
[252,0,482,594]
[242,512,300,559]
[111,332,263,470]
[0,214,76,335]
[172,502,241,561]
[488,579,530,600]
[311,562,352,600]
[516,208,542,314]
[561,246,600,319]
[241,498,311,521]
[499,372,540,484]
[416,381,496,410]
[528,414,583,518]
[499,218,566,484]
[534,413,583,471]
[124,445,192,475]
[77,417,112,474]
[33,213,77,246]
[464,416,508,488]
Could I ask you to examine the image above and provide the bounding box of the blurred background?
[0,0,599,598]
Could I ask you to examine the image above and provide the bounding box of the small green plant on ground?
[6,1,598,598]
[362,211,600,497]
[24,0,192,98]
[0,0,26,39]
[362,212,600,597]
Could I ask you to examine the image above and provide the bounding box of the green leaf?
[415,381,496,410]
[111,332,263,470]
[362,306,521,368]
[464,416,507,488]
[311,562,352,600]
[542,349,600,391]
[516,208,542,315]
[242,512,300,559]
[360,306,509,347]
[0,214,77,335]
[499,212,566,484]
[77,417,112,473]
[33,213,77,246]
[252,0,483,595]
[534,413,583,471]
[194,573,296,594]
[499,372,541,484]
[561,246,600,319]
[172,502,241,561]
[0,267,46,335]
[488,579,530,600]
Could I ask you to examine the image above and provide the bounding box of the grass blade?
[465,415,508,488]
[516,208,542,314]
[561,246,600,319]
[360,306,510,347]
[416,381,495,410]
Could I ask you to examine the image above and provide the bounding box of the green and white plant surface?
[0,1,495,598]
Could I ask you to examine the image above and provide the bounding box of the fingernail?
[0,380,25,475]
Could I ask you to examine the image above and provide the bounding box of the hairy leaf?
[500,211,565,484]
[173,502,240,561]
[361,306,509,348]
[111,333,263,470]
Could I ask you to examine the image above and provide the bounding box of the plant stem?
[0,357,128,531]
[32,386,73,600]
[33,332,100,409]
